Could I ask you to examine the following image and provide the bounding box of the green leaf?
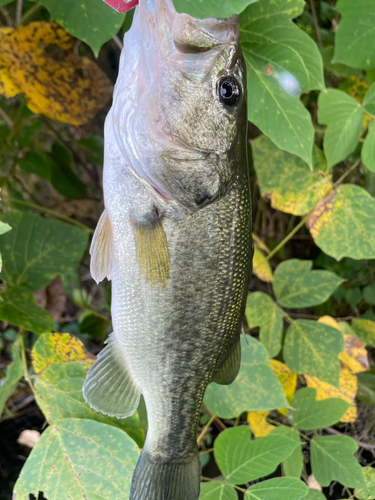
[0,0,13,4]
[0,286,54,333]
[78,310,109,338]
[363,282,375,305]
[245,477,308,500]
[272,426,303,479]
[246,292,283,358]
[32,333,144,446]
[290,388,350,430]
[363,122,375,172]
[357,372,375,405]
[48,144,87,199]
[273,260,343,309]
[307,184,375,260]
[31,0,126,57]
[17,152,51,180]
[351,319,375,347]
[0,211,89,292]
[0,222,11,236]
[310,435,365,488]
[251,136,332,215]
[303,490,327,500]
[199,482,238,500]
[13,419,139,500]
[355,467,375,500]
[214,426,300,484]
[318,89,364,169]
[334,0,375,70]
[320,46,361,78]
[283,320,344,387]
[204,336,289,418]
[240,0,324,167]
[364,83,375,116]
[0,337,23,415]
[174,0,258,19]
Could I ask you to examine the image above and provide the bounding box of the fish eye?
[218,76,240,107]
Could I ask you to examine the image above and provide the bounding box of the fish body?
[83,0,252,498]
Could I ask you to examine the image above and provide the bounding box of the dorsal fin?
[90,209,113,284]
[131,209,170,288]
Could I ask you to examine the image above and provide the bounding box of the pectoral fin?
[131,209,170,287]
[90,209,113,284]
[213,337,241,385]
[83,333,141,418]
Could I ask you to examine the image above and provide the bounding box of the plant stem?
[7,197,93,233]
[16,0,23,26]
[199,448,213,455]
[197,413,216,445]
[0,6,15,27]
[265,213,311,262]
[19,330,34,393]
[19,2,42,25]
[0,107,14,129]
[309,0,323,48]
[333,159,361,188]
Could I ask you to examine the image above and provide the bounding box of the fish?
[82,0,252,498]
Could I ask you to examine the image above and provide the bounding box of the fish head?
[111,0,247,214]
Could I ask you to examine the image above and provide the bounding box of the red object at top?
[103,0,139,13]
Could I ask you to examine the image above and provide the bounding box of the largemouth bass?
[83,0,252,498]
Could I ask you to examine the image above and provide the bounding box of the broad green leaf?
[13,419,139,500]
[273,260,342,308]
[320,46,361,78]
[31,0,126,57]
[245,477,308,500]
[0,286,54,333]
[307,184,375,260]
[290,388,350,430]
[334,0,375,70]
[17,152,51,180]
[355,467,375,500]
[310,435,365,488]
[199,482,238,500]
[363,282,375,305]
[271,426,303,479]
[48,143,87,199]
[214,426,300,484]
[0,0,13,4]
[245,292,283,357]
[251,136,332,215]
[0,221,11,236]
[351,319,375,347]
[32,333,144,446]
[357,372,375,405]
[240,0,324,167]
[0,211,89,292]
[303,491,326,500]
[364,83,375,116]
[174,0,258,19]
[283,320,344,387]
[204,336,289,418]
[362,121,375,173]
[318,89,364,169]
[0,337,23,415]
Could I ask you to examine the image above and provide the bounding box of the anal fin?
[90,209,113,284]
[131,209,170,287]
[213,337,241,385]
[83,333,141,418]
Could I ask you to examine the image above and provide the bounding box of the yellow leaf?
[305,366,358,423]
[253,246,273,283]
[0,27,22,98]
[32,332,93,374]
[252,234,270,254]
[247,411,275,438]
[270,359,297,416]
[318,316,369,374]
[0,22,113,125]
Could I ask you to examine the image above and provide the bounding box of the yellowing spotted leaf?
[32,332,93,374]
[247,411,275,438]
[253,246,273,283]
[270,360,297,416]
[0,22,113,126]
[0,27,22,98]
[252,234,270,254]
[305,367,358,423]
[318,315,340,330]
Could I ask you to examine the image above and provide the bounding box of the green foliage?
[13,419,139,500]
[204,336,289,418]
[0,0,374,499]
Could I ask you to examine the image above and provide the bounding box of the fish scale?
[82,0,252,498]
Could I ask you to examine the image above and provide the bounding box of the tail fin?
[130,448,200,500]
